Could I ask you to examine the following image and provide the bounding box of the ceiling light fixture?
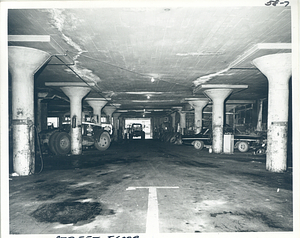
[147,95,151,99]
[150,77,155,83]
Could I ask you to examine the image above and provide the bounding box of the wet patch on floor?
[69,189,89,196]
[174,160,218,168]
[233,171,293,190]
[35,181,84,201]
[208,209,291,231]
[31,201,115,225]
[210,211,233,217]
[35,179,46,183]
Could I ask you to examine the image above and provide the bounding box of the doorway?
[125,118,152,139]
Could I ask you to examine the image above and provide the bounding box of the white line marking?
[126,186,179,234]
[146,187,159,233]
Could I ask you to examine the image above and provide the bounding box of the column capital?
[253,53,291,83]
[61,86,91,100]
[37,92,49,99]
[85,98,108,109]
[8,46,51,75]
[186,98,209,109]
[113,113,121,118]
[103,106,116,115]
[204,88,233,102]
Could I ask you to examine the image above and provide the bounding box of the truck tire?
[48,131,60,155]
[95,131,111,151]
[237,141,249,152]
[170,136,176,143]
[193,140,204,150]
[53,132,71,155]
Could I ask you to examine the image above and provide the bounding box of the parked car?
[181,128,212,150]
[234,133,266,153]
[181,127,266,153]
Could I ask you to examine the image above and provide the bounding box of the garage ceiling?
[7,6,291,117]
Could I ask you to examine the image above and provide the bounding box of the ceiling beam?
[45,82,95,87]
[8,35,50,42]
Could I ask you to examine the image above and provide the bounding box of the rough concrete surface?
[9,140,293,234]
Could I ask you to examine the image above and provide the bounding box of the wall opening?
[125,118,152,139]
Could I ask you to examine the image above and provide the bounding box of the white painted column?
[204,89,233,153]
[188,99,209,134]
[103,106,116,124]
[61,87,91,155]
[85,98,108,125]
[171,112,176,131]
[179,110,186,135]
[256,99,264,131]
[253,53,292,172]
[8,46,51,176]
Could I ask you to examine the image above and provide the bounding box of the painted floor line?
[126,186,179,234]
[146,187,159,234]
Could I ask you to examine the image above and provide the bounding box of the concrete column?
[256,99,264,131]
[204,89,233,153]
[253,53,291,172]
[58,112,65,129]
[103,106,116,124]
[171,113,176,131]
[85,98,107,125]
[188,99,209,134]
[37,92,48,133]
[113,113,121,141]
[8,46,51,176]
[60,87,91,155]
[178,110,186,135]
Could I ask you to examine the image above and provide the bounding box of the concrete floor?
[9,139,293,235]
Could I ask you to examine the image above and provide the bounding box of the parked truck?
[128,123,145,140]
[39,121,112,155]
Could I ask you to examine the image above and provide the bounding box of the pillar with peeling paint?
[8,46,51,176]
[61,87,91,155]
[86,98,108,125]
[204,89,233,153]
[188,99,209,134]
[103,106,116,124]
[253,53,291,172]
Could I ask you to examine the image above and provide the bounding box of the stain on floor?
[31,201,115,224]
[8,140,293,234]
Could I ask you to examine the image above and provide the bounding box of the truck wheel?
[237,141,249,152]
[95,131,111,151]
[254,148,265,155]
[193,140,204,150]
[170,136,176,143]
[54,132,71,155]
[48,131,60,155]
